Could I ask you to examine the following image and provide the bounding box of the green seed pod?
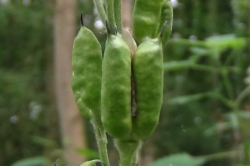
[132,38,164,140]
[160,0,173,44]
[132,0,165,43]
[101,34,132,139]
[71,72,92,118]
[71,26,102,116]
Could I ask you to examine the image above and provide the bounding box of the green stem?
[208,92,236,109]
[163,61,220,73]
[115,140,141,166]
[114,0,122,33]
[131,149,139,166]
[92,117,110,166]
[191,64,220,73]
[93,0,107,25]
[105,0,115,34]
[169,38,208,47]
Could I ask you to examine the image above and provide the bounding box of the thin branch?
[105,0,116,34]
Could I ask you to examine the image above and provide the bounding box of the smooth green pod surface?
[132,38,164,140]
[72,26,102,115]
[132,0,165,43]
[101,35,132,139]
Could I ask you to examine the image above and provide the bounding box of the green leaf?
[76,148,99,158]
[11,156,46,166]
[150,153,206,166]
[80,159,103,166]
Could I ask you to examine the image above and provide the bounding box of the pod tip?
[80,14,84,26]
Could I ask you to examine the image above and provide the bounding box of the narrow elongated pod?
[156,0,173,39]
[132,38,164,140]
[72,18,110,166]
[160,0,173,44]
[132,0,165,43]
[101,34,132,139]
[72,26,102,116]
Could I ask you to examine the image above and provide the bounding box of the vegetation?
[0,0,249,166]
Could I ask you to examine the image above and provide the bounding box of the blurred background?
[0,0,249,166]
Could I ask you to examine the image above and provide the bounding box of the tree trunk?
[122,0,132,28]
[54,0,86,165]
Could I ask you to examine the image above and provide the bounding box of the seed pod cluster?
[100,27,164,141]
[71,1,173,141]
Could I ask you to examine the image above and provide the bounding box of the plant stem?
[105,0,116,34]
[92,117,110,166]
[163,60,220,73]
[208,92,236,109]
[114,0,122,33]
[169,38,208,47]
[93,0,107,25]
[131,149,139,166]
[115,140,141,166]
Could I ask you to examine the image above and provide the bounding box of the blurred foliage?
[79,159,103,166]
[152,0,250,166]
[10,156,47,166]
[0,0,103,165]
[0,0,249,166]
[151,153,206,166]
[0,0,55,165]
